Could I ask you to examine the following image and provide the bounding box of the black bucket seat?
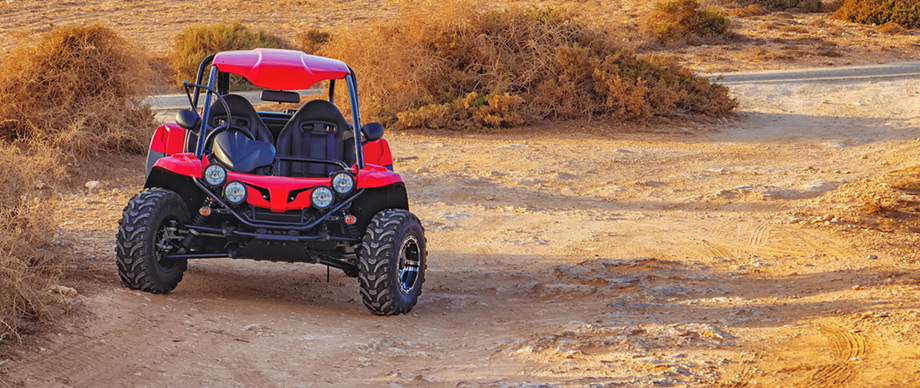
[275,100,356,177]
[208,94,274,144]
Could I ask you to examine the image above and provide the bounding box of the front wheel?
[358,209,427,315]
[115,188,189,294]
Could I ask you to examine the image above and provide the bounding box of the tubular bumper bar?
[192,177,362,231]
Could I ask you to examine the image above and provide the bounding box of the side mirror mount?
[176,109,201,131]
[362,122,384,142]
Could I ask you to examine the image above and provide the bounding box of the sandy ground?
[1,0,918,74]
[0,74,919,387]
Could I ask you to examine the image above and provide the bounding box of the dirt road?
[2,75,920,387]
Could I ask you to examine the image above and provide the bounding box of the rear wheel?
[115,188,189,294]
[358,209,427,315]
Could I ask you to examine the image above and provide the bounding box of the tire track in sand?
[721,352,757,388]
[749,222,771,247]
[801,325,867,387]
[0,323,159,386]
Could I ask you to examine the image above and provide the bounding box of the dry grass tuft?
[877,20,907,33]
[0,25,153,341]
[729,4,768,16]
[0,24,154,158]
[170,21,287,85]
[320,3,736,129]
[0,142,65,342]
[752,0,822,11]
[646,0,732,44]
[298,28,331,54]
[833,0,920,28]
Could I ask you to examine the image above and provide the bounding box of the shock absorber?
[183,198,213,251]
[193,198,214,225]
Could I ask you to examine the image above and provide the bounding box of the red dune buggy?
[116,49,426,315]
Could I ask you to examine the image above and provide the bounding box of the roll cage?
[184,49,365,170]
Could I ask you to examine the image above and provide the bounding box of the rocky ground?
[1,74,920,386]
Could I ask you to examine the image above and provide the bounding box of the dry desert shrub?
[833,0,920,28]
[318,3,736,129]
[170,21,287,85]
[877,20,907,32]
[298,28,331,54]
[0,142,64,341]
[750,0,822,11]
[0,24,154,158]
[729,4,768,16]
[724,0,822,13]
[645,0,732,44]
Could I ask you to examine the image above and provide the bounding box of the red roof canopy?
[212,49,349,90]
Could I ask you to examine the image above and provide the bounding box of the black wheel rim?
[397,235,421,294]
[154,217,180,271]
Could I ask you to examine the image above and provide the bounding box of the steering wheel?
[203,124,256,153]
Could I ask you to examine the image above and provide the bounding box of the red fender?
[356,165,403,189]
[362,138,393,170]
[151,153,202,177]
[150,123,187,155]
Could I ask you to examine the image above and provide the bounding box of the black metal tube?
[318,258,358,274]
[191,178,364,231]
[164,253,359,275]
[184,224,360,244]
[164,253,229,260]
[195,66,219,158]
[345,72,364,170]
[273,156,348,172]
[192,54,215,108]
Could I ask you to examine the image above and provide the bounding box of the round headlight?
[224,181,247,205]
[331,172,355,194]
[203,164,227,186]
[311,186,334,209]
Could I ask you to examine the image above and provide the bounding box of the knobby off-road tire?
[115,188,189,294]
[358,209,427,315]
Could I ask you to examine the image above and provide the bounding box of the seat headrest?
[209,94,258,126]
[291,99,348,127]
[208,94,274,144]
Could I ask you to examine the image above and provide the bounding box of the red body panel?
[362,139,393,168]
[356,165,402,189]
[150,123,187,155]
[229,166,403,212]
[213,49,349,90]
[153,153,403,213]
[152,153,202,176]
[229,172,328,213]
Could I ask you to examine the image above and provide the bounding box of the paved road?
[706,61,920,85]
[146,89,320,122]
[144,91,263,111]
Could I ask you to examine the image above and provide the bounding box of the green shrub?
[646,0,731,44]
[833,0,920,28]
[170,21,286,85]
[321,4,736,129]
[0,24,154,157]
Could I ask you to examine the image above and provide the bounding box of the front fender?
[356,164,403,189]
[362,138,393,170]
[144,153,204,216]
[150,122,188,155]
[351,183,409,236]
[148,153,203,178]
